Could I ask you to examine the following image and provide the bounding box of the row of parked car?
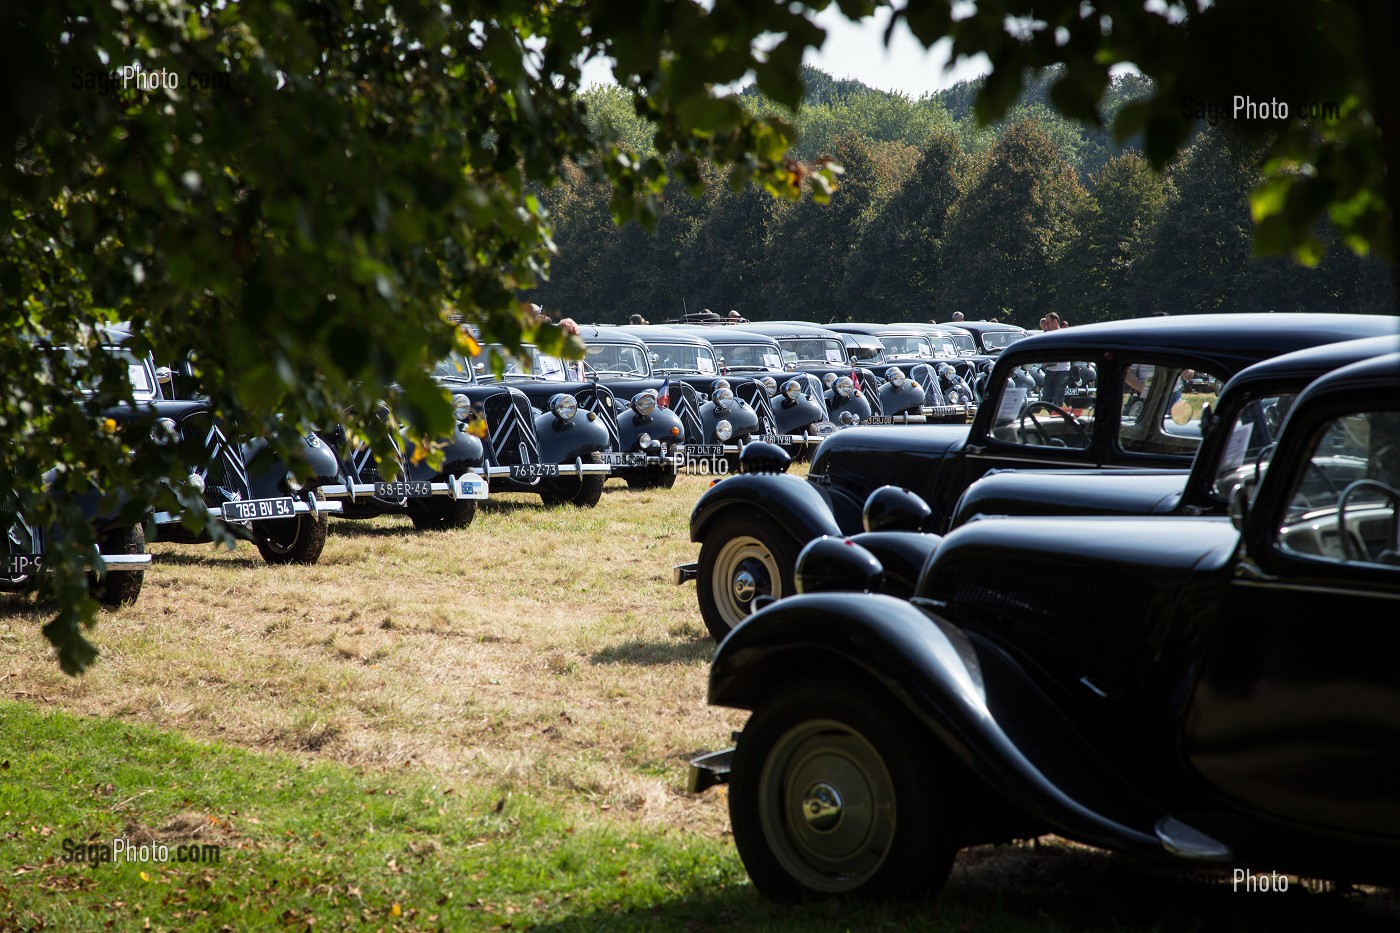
[3,315,1013,607]
[679,311,1400,901]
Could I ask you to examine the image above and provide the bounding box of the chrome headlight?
[838,410,858,425]
[760,376,777,397]
[187,472,206,493]
[781,380,803,402]
[632,390,658,417]
[638,432,654,449]
[549,393,578,421]
[150,417,177,445]
[711,378,731,393]
[823,373,837,388]
[884,367,907,388]
[833,376,855,399]
[285,470,303,493]
[712,387,734,412]
[453,393,472,422]
[714,419,733,442]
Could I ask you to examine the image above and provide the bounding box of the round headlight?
[632,391,658,417]
[712,387,734,411]
[714,419,733,442]
[760,376,777,397]
[838,410,857,425]
[453,393,472,421]
[549,393,578,421]
[782,379,803,401]
[285,470,303,493]
[834,375,855,399]
[638,432,654,449]
[884,367,907,388]
[711,378,731,393]
[823,373,838,388]
[150,417,177,445]
[187,472,206,493]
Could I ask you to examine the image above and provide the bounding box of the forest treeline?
[527,67,1396,329]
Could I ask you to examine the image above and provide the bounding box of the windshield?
[777,338,847,366]
[933,336,960,357]
[948,333,978,355]
[879,335,932,358]
[718,343,784,372]
[71,347,160,401]
[981,330,1025,351]
[583,342,650,378]
[479,344,577,381]
[646,342,717,375]
[432,350,477,381]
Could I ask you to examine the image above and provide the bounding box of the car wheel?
[730,682,955,902]
[407,498,477,530]
[89,524,145,608]
[696,514,798,641]
[254,513,327,565]
[540,452,605,508]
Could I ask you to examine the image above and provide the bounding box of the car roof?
[614,325,714,348]
[741,321,846,339]
[1221,333,1400,400]
[662,325,780,346]
[953,320,1028,336]
[1292,349,1400,408]
[1014,313,1398,360]
[839,333,885,348]
[573,324,648,348]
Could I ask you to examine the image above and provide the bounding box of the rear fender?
[690,473,841,545]
[712,594,1187,860]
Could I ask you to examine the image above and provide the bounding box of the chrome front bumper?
[152,495,343,526]
[319,471,489,503]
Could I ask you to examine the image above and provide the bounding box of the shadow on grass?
[479,497,551,515]
[145,548,267,568]
[530,843,1400,933]
[591,637,716,666]
[324,519,419,538]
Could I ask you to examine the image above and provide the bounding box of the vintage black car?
[460,345,614,506]
[677,313,1398,639]
[951,319,1029,355]
[951,333,1400,529]
[316,379,490,530]
[828,323,975,416]
[689,348,1400,901]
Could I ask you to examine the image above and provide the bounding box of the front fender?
[245,435,343,498]
[619,408,685,448]
[880,382,926,416]
[770,396,826,434]
[690,472,843,545]
[405,430,485,481]
[536,411,611,463]
[702,401,759,440]
[712,594,1193,861]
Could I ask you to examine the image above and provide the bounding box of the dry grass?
[1,473,746,833]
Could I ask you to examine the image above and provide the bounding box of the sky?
[579,6,992,98]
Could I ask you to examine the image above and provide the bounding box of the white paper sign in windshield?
[1219,421,1254,474]
[997,387,1028,422]
[697,358,715,374]
[762,353,781,370]
[825,347,844,363]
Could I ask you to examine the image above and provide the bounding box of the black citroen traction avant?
[675,313,1400,640]
[688,349,1400,902]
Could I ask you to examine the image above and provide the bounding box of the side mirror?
[863,485,933,533]
[155,366,172,384]
[474,362,485,373]
[1228,483,1249,532]
[795,536,884,595]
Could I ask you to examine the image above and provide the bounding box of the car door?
[1183,404,1400,838]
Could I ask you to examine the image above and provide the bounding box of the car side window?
[1210,394,1296,500]
[1276,411,1400,566]
[988,360,1095,449]
[1119,362,1221,455]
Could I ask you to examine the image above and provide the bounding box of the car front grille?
[576,385,620,448]
[733,382,773,436]
[482,389,540,466]
[910,364,949,407]
[856,367,883,415]
[821,448,930,499]
[179,411,249,500]
[671,382,704,442]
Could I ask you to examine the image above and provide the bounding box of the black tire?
[625,468,678,491]
[730,682,956,902]
[254,513,327,565]
[89,525,145,608]
[540,452,605,508]
[696,513,799,642]
[407,497,477,531]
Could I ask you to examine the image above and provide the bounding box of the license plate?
[4,553,42,579]
[221,497,297,521]
[688,445,726,457]
[601,451,647,467]
[761,434,794,445]
[509,463,559,479]
[863,416,897,425]
[374,481,432,498]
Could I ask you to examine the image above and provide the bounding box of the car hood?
[951,469,1189,529]
[809,424,969,502]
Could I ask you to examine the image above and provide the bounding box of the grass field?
[3,472,1397,931]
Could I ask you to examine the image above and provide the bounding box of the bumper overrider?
[318,472,489,503]
[153,492,344,526]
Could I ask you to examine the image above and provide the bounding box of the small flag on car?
[850,368,861,394]
[657,376,671,408]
